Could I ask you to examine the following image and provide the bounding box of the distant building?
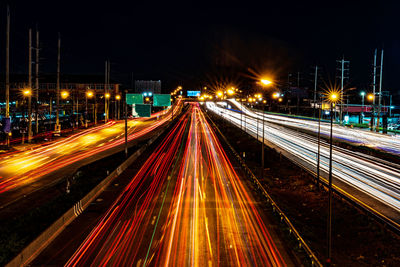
[135,80,161,94]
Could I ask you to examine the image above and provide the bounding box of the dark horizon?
[0,1,399,99]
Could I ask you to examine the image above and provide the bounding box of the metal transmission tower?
[5,6,10,147]
[336,56,350,124]
[35,27,40,135]
[371,49,377,131]
[377,49,384,132]
[311,65,323,118]
[55,33,61,133]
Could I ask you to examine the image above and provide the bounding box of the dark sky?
[1,1,400,99]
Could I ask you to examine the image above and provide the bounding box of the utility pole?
[28,28,32,143]
[377,49,384,132]
[35,27,39,135]
[5,6,10,147]
[94,88,97,124]
[371,49,377,131]
[55,33,61,133]
[124,90,128,158]
[108,60,111,120]
[297,72,300,115]
[313,65,318,118]
[336,56,350,124]
[105,60,108,123]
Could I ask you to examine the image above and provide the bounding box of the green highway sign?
[126,94,143,105]
[135,104,151,117]
[153,94,171,107]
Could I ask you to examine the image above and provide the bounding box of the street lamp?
[254,93,263,140]
[116,94,121,120]
[105,93,111,123]
[85,90,93,128]
[261,79,272,86]
[360,91,366,119]
[367,94,374,131]
[326,90,340,266]
[61,90,69,99]
[260,78,273,180]
[22,89,32,144]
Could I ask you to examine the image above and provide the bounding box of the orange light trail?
[0,101,180,196]
[65,103,288,266]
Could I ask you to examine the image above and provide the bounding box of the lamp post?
[27,88,32,143]
[105,93,110,123]
[260,78,273,180]
[23,89,32,144]
[367,94,374,131]
[360,91,365,121]
[116,94,121,120]
[61,90,69,129]
[317,95,322,187]
[86,90,93,128]
[124,90,128,158]
[326,91,339,266]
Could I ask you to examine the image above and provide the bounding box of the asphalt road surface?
[206,101,400,230]
[0,107,174,209]
[33,103,294,266]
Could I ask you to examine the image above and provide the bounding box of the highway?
[44,103,293,266]
[0,106,176,207]
[206,101,400,228]
[227,99,400,155]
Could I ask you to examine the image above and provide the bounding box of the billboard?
[126,94,143,105]
[153,94,171,107]
[134,104,151,117]
[187,91,201,97]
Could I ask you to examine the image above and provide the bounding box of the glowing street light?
[86,91,94,98]
[360,91,366,117]
[23,89,32,96]
[116,95,121,100]
[367,93,374,101]
[61,90,69,99]
[227,89,235,96]
[260,79,272,85]
[105,93,110,99]
[326,89,340,265]
[272,92,280,99]
[85,90,94,128]
[329,92,339,103]
[216,91,223,97]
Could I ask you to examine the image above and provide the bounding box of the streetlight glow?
[23,89,32,96]
[227,89,235,95]
[87,91,94,98]
[105,93,111,99]
[61,90,69,99]
[367,94,374,101]
[329,92,339,103]
[260,79,272,85]
[116,95,121,100]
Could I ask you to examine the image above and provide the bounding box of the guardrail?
[204,109,322,267]
[6,120,174,267]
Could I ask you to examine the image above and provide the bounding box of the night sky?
[1,1,399,100]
